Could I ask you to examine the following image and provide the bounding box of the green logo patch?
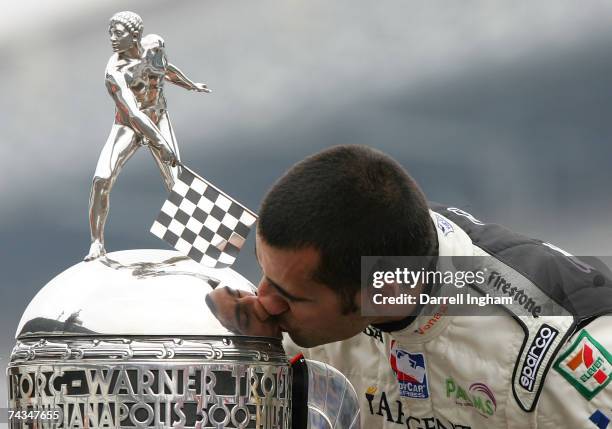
[553,330,612,400]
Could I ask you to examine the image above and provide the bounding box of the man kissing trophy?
[7,11,360,429]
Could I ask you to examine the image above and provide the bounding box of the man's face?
[109,22,136,53]
[206,286,281,338]
[255,234,370,348]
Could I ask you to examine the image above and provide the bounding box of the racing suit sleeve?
[537,316,612,428]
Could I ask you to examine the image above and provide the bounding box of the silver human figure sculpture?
[85,11,211,261]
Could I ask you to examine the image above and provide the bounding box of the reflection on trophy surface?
[8,10,360,429]
[9,250,292,428]
[85,11,211,262]
[8,250,360,428]
[206,287,282,338]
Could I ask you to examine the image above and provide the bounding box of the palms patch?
[554,330,612,400]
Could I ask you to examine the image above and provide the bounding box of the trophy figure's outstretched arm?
[108,72,178,165]
[165,63,212,93]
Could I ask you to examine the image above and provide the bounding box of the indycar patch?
[554,330,612,400]
[389,340,429,399]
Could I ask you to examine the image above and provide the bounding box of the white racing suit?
[284,204,612,428]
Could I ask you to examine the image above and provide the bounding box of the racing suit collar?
[383,210,475,342]
[371,213,440,334]
[371,279,433,333]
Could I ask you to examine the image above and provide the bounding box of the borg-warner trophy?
[6,11,360,429]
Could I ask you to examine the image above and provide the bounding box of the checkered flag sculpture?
[151,166,257,268]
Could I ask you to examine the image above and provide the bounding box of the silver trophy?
[85,11,211,262]
[7,11,360,429]
[8,250,360,428]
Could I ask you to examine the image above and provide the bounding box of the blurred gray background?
[2,0,612,410]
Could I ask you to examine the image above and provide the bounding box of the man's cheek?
[292,309,323,324]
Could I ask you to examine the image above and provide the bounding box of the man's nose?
[257,280,289,316]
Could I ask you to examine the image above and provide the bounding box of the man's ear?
[377,281,402,300]
[359,281,403,318]
[352,289,363,312]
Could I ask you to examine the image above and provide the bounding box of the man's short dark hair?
[258,145,436,313]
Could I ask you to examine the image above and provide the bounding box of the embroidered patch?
[554,330,612,400]
[435,213,454,236]
[445,377,497,418]
[519,324,559,392]
[589,410,610,429]
[389,340,429,399]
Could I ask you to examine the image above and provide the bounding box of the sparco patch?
[519,324,559,392]
[389,341,429,399]
[554,330,612,400]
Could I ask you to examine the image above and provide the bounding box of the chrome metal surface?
[16,249,257,339]
[9,249,361,428]
[305,361,360,429]
[9,249,294,428]
[85,10,211,261]
[10,338,287,365]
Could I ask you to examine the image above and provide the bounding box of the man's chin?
[287,332,325,348]
[286,326,365,348]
